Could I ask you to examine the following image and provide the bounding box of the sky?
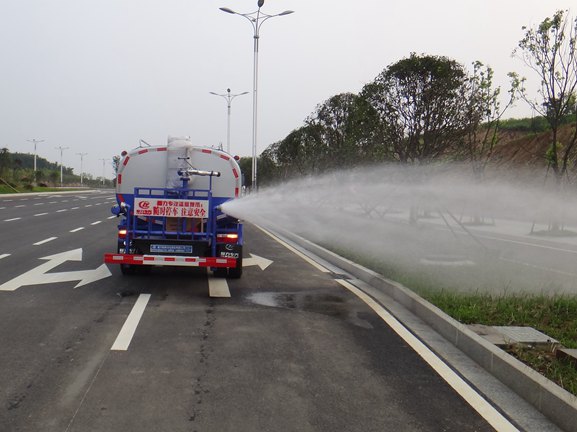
[0,0,575,179]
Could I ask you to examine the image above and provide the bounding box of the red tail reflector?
[217,233,238,244]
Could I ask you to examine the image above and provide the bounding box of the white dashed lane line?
[15,205,26,208]
[33,237,57,246]
[56,209,68,213]
[107,216,116,220]
[4,218,21,222]
[70,227,85,233]
[34,213,48,217]
[34,203,44,206]
[0,254,10,260]
[111,294,151,351]
[91,221,102,225]
[71,207,79,210]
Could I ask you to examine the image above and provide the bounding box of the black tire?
[213,267,228,278]
[117,244,135,275]
[120,263,135,275]
[228,254,243,279]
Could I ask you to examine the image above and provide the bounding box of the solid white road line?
[208,277,231,298]
[111,294,151,351]
[335,279,519,432]
[33,237,57,246]
[70,227,85,233]
[256,225,330,273]
[0,254,10,260]
[4,218,21,222]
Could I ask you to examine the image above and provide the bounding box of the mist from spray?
[222,164,577,295]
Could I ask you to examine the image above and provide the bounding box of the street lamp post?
[99,158,109,186]
[76,152,88,185]
[55,146,69,187]
[209,88,248,154]
[220,1,294,189]
[27,139,45,182]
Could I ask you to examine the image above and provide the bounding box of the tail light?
[217,233,238,244]
[118,229,127,239]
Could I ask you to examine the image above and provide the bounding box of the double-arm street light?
[76,152,88,186]
[209,88,248,154]
[27,139,44,182]
[220,0,294,189]
[55,146,69,187]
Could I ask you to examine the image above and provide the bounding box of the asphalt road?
[0,190,539,431]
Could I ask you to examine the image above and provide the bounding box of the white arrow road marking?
[242,253,273,270]
[0,248,112,291]
[111,294,151,351]
[208,277,231,298]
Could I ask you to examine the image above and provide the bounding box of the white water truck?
[104,137,244,278]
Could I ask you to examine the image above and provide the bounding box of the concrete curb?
[281,230,577,432]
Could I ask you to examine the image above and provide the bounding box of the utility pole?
[99,158,109,187]
[209,88,248,154]
[55,146,69,187]
[76,153,88,186]
[27,139,45,183]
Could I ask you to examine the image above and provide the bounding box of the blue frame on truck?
[104,168,243,278]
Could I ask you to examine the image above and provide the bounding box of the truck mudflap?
[104,253,236,268]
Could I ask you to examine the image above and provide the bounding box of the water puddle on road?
[245,291,374,329]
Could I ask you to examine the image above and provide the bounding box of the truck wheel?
[117,244,135,275]
[228,254,243,279]
[213,267,228,278]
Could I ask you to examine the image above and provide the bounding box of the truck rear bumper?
[104,253,236,268]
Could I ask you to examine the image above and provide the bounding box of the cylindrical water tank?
[166,136,193,189]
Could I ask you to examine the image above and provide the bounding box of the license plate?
[150,244,193,254]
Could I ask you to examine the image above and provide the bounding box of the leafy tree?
[361,53,470,164]
[513,10,577,185]
[112,155,121,174]
[305,93,383,169]
[460,61,519,180]
[0,148,10,177]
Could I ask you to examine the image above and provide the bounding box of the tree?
[460,61,519,181]
[513,10,577,185]
[0,148,10,178]
[305,93,383,169]
[361,53,470,164]
[112,155,121,174]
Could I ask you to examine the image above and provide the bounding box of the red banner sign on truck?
[134,198,209,218]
